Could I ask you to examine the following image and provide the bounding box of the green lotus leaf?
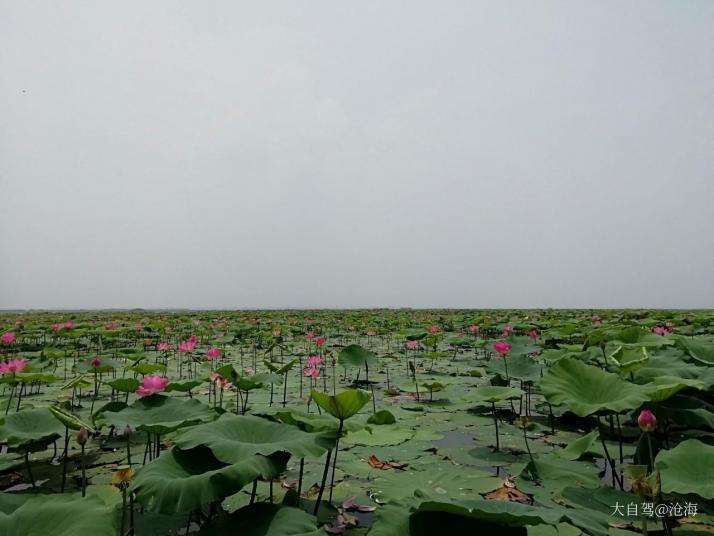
[0,407,64,448]
[164,379,204,393]
[677,337,714,366]
[175,413,334,462]
[104,377,141,393]
[463,386,524,404]
[0,492,119,536]
[133,445,289,514]
[643,376,705,402]
[486,355,542,383]
[339,344,378,369]
[98,394,216,434]
[655,439,714,499]
[539,358,650,417]
[606,345,649,373]
[310,389,371,421]
[343,425,414,446]
[48,404,96,433]
[520,454,600,491]
[367,409,397,425]
[556,429,599,461]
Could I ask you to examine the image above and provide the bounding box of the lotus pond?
[0,310,713,535]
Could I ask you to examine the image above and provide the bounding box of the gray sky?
[1,1,713,310]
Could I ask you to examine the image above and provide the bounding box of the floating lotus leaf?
[0,493,119,536]
[655,439,714,499]
[175,413,334,462]
[462,386,524,404]
[99,394,216,434]
[539,358,650,417]
[556,429,599,461]
[132,445,289,514]
[677,337,714,366]
[344,425,415,446]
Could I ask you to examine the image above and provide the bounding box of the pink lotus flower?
[638,409,657,432]
[164,326,173,333]
[468,325,480,333]
[0,358,28,374]
[429,326,439,334]
[501,324,513,337]
[305,317,313,325]
[493,341,512,356]
[133,322,143,331]
[217,332,226,338]
[210,372,232,390]
[591,315,602,325]
[307,355,323,367]
[272,329,281,338]
[52,321,74,332]
[315,337,326,347]
[136,375,169,397]
[157,342,171,352]
[304,367,320,378]
[653,326,666,336]
[366,330,377,337]
[458,330,465,338]
[1,332,16,345]
[178,338,198,353]
[528,330,538,341]
[105,323,116,331]
[665,322,674,331]
[91,357,101,368]
[306,331,314,340]
[405,340,421,350]
[206,348,221,360]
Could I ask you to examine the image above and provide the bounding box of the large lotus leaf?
[557,486,640,536]
[99,394,216,434]
[520,454,600,492]
[633,349,700,383]
[642,376,705,402]
[655,439,714,499]
[504,336,541,357]
[371,466,502,504]
[0,493,119,536]
[198,504,318,536]
[260,409,363,434]
[49,404,96,433]
[133,445,289,514]
[462,386,524,404]
[486,355,542,383]
[339,344,378,369]
[0,407,64,448]
[105,377,141,393]
[606,345,649,373]
[556,429,599,461]
[677,337,714,365]
[310,389,371,421]
[175,413,334,461]
[659,394,714,428]
[539,358,650,417]
[412,500,565,530]
[165,379,205,393]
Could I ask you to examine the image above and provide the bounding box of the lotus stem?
[328,419,344,504]
[297,458,305,498]
[492,402,500,451]
[25,449,36,489]
[313,448,333,516]
[80,444,86,497]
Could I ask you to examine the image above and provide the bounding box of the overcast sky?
[1,1,713,310]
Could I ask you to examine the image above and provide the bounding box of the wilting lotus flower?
[429,326,439,334]
[638,409,657,432]
[1,332,16,345]
[366,330,376,337]
[468,325,480,333]
[105,323,117,331]
[307,355,323,367]
[133,322,143,331]
[502,324,514,337]
[306,331,314,340]
[528,329,538,341]
[91,357,101,368]
[157,342,171,352]
[665,322,674,331]
[304,366,320,378]
[493,341,512,356]
[273,329,281,338]
[405,340,421,350]
[206,348,221,359]
[164,326,173,333]
[136,375,169,397]
[458,330,465,337]
[0,357,28,374]
[315,336,326,347]
[591,315,602,325]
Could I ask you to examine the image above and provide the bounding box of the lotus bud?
[638,409,657,433]
[77,426,89,446]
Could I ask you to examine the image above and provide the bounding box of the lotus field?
[0,310,713,535]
